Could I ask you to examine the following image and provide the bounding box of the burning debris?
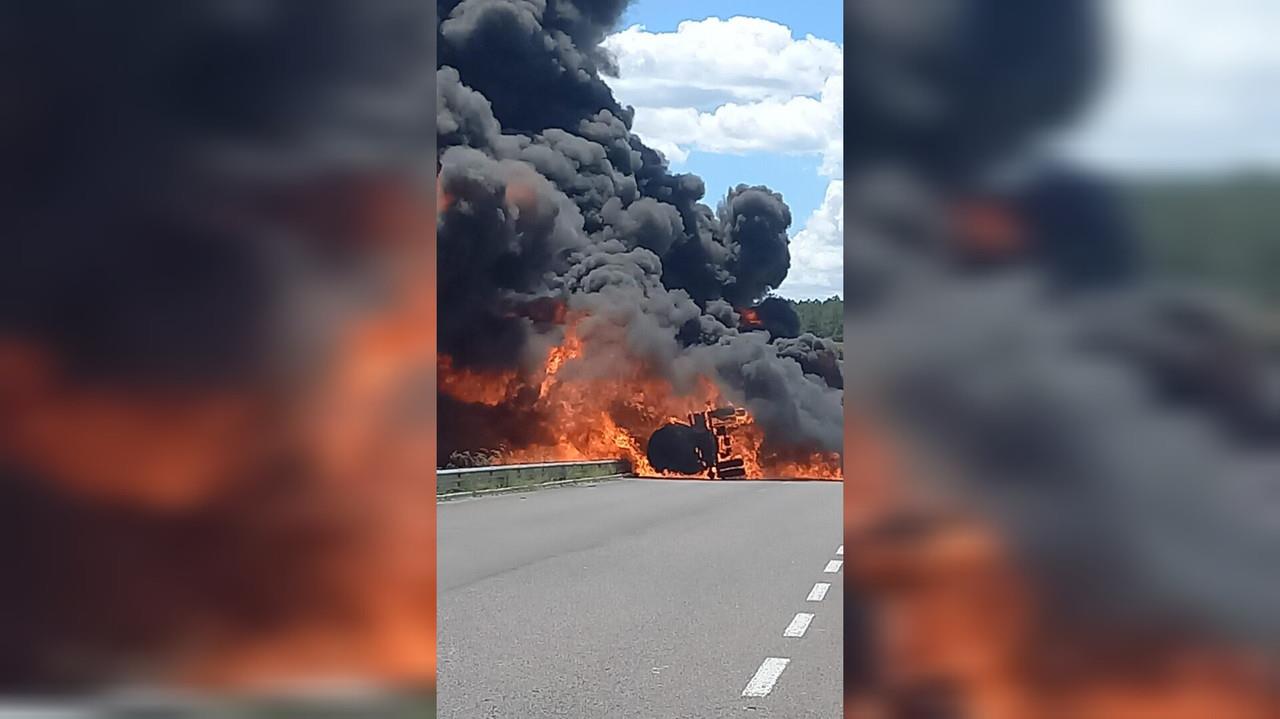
[436,0,842,477]
[445,448,504,469]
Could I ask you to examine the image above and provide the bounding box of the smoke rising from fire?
[436,0,842,473]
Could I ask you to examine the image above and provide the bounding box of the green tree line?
[787,296,843,341]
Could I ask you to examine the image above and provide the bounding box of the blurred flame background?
[0,1,438,714]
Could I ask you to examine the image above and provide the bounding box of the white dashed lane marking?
[741,543,841,700]
[806,582,830,602]
[742,657,790,697]
[783,612,815,638]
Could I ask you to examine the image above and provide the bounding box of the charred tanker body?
[647,406,751,479]
[436,0,843,477]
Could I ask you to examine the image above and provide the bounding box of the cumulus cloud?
[603,16,841,107]
[603,17,843,174]
[1066,0,1280,171]
[777,180,844,300]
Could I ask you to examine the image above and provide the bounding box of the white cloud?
[603,17,843,175]
[1066,0,1280,172]
[777,180,844,300]
[603,17,841,107]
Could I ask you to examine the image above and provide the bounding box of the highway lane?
[437,478,843,718]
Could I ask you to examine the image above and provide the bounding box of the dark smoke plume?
[776,333,844,390]
[436,0,842,461]
[749,297,802,339]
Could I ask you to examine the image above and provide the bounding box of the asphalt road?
[437,478,843,718]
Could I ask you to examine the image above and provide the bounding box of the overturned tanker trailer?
[646,406,751,479]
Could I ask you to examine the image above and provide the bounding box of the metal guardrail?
[437,459,631,495]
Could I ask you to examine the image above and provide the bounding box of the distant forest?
[787,296,843,341]
[1124,173,1280,304]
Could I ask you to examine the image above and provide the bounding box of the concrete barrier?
[437,459,632,496]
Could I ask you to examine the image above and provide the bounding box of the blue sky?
[605,1,845,299]
[620,0,842,44]
[681,151,825,224]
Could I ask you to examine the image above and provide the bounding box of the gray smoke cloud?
[436,0,842,462]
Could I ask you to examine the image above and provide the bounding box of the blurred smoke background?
[843,0,1280,716]
[0,2,437,716]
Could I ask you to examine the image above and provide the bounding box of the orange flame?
[952,201,1026,260]
[440,317,840,479]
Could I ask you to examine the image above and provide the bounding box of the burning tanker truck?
[436,0,844,478]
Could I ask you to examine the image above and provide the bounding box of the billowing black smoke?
[437,0,841,461]
[750,297,802,339]
[776,333,844,390]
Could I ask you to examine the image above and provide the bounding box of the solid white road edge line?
[742,657,790,698]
